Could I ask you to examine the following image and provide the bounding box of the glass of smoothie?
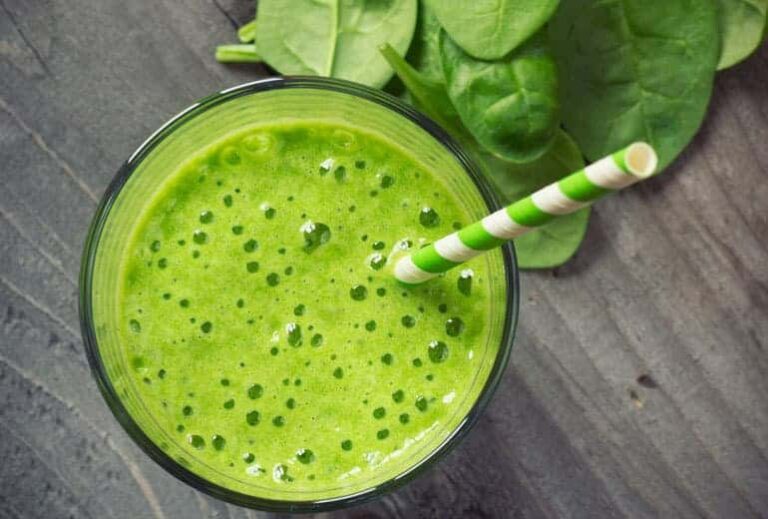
[80,77,519,511]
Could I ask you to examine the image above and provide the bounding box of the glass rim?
[78,76,520,513]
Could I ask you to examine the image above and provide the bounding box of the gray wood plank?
[1,0,766,517]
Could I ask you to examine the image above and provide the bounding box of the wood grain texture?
[1,1,766,517]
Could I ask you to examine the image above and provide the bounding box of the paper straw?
[394,142,658,284]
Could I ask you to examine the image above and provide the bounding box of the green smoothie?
[107,106,508,502]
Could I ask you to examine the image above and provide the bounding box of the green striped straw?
[394,142,658,284]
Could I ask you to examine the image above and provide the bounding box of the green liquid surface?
[118,121,504,500]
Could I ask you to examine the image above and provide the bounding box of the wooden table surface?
[1,1,767,518]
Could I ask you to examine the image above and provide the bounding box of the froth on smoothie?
[114,119,506,501]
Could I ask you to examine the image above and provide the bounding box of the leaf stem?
[215,44,262,63]
[237,19,258,43]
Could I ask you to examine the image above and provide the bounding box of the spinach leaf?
[256,0,418,88]
[440,30,560,163]
[425,0,559,60]
[477,131,590,269]
[405,1,444,81]
[550,0,720,171]
[385,42,586,268]
[380,43,468,139]
[384,35,584,268]
[384,21,586,268]
[716,0,768,69]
